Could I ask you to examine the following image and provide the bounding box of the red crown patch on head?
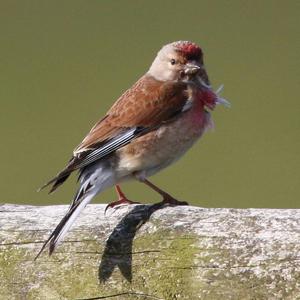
[173,41,202,59]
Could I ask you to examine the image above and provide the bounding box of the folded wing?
[41,75,190,192]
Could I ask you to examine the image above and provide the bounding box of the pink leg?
[141,179,188,206]
[105,185,140,213]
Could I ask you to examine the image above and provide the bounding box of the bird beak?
[184,63,201,75]
[184,62,211,89]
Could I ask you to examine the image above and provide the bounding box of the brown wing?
[74,75,189,153]
[41,75,190,193]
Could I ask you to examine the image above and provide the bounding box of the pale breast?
[115,102,211,178]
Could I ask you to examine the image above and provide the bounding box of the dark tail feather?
[37,170,71,194]
[34,228,56,260]
[34,184,95,260]
[48,173,71,193]
[34,201,80,260]
[37,155,86,193]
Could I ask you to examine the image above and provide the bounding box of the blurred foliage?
[0,1,299,208]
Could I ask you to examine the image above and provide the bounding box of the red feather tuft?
[173,41,202,59]
[198,89,217,110]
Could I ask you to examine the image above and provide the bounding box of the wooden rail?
[0,204,299,299]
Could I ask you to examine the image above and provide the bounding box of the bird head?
[148,41,210,88]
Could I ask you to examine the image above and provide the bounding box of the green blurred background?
[1,1,299,208]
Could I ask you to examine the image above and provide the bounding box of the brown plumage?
[75,78,189,152]
[36,40,229,258]
[41,77,191,192]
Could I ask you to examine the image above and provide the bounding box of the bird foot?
[161,195,189,206]
[104,197,140,214]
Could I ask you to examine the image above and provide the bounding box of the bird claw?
[162,196,189,206]
[104,198,140,215]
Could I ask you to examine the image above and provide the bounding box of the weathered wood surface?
[0,204,300,300]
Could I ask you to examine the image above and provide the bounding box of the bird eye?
[170,59,176,65]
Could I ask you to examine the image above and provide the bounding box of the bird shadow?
[98,202,165,283]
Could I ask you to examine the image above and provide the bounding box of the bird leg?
[105,185,140,213]
[141,178,189,206]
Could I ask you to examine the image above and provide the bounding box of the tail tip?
[49,243,56,256]
[37,185,45,193]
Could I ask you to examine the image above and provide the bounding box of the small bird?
[35,40,229,259]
